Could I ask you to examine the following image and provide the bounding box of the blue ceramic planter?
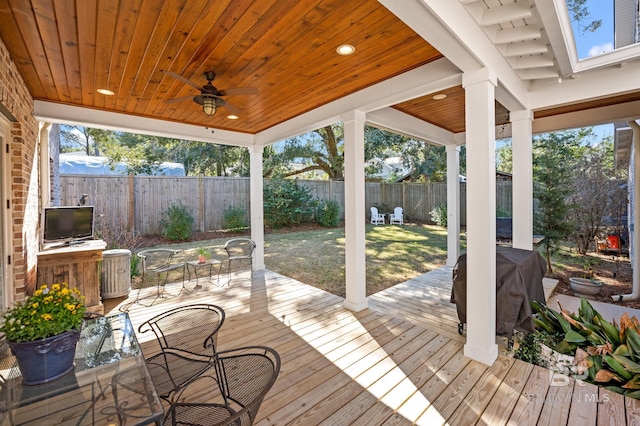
[8,329,80,385]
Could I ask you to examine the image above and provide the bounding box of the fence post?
[198,176,205,232]
[128,174,135,236]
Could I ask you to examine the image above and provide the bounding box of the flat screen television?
[42,206,95,245]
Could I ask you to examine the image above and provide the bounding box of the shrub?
[159,201,194,241]
[496,207,512,217]
[429,203,447,226]
[523,298,640,399]
[264,178,316,228]
[223,206,248,231]
[315,199,341,227]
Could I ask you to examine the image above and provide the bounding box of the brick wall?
[0,36,40,300]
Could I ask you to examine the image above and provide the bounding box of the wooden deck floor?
[104,268,640,425]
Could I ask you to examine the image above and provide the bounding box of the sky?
[570,0,615,141]
[571,0,614,59]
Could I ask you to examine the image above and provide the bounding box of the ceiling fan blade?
[218,87,259,96]
[161,70,204,91]
[165,95,197,104]
[221,101,241,115]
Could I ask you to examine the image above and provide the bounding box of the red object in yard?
[607,235,620,249]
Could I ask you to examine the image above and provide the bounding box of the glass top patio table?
[0,312,164,425]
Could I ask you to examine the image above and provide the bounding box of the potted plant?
[0,283,86,385]
[197,247,210,264]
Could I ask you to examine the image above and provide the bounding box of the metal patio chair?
[135,248,185,305]
[223,238,256,284]
[136,304,226,403]
[165,345,281,426]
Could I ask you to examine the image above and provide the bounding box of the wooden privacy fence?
[59,175,513,235]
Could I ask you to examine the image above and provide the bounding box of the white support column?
[446,144,461,266]
[462,68,498,366]
[511,110,534,250]
[39,122,52,207]
[342,110,368,312]
[249,145,265,271]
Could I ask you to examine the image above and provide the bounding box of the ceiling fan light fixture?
[202,96,217,116]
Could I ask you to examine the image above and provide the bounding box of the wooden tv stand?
[37,239,107,314]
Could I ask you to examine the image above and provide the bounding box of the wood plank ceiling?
[0,0,447,134]
[1,0,635,137]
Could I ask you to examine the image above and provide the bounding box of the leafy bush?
[429,203,447,226]
[315,199,341,227]
[496,208,512,217]
[521,298,640,399]
[264,179,316,228]
[223,206,248,231]
[159,201,194,241]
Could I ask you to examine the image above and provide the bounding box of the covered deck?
[107,269,640,425]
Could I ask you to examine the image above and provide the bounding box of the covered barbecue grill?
[450,246,547,339]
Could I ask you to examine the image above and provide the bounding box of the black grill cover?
[450,246,547,337]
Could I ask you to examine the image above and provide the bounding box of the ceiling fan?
[162,70,258,117]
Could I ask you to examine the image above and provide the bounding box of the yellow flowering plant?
[0,283,86,343]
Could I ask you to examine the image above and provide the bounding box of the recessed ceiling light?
[227,115,239,120]
[336,44,355,55]
[97,88,115,96]
[432,93,447,100]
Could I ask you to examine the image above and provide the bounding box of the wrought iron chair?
[165,345,281,426]
[135,248,185,305]
[370,206,385,225]
[224,238,256,284]
[136,304,226,403]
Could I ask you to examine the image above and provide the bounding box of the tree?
[365,126,466,182]
[533,131,582,272]
[265,125,344,180]
[567,138,627,253]
[59,126,250,177]
[60,125,116,156]
[496,140,513,173]
[364,126,410,179]
[566,0,602,34]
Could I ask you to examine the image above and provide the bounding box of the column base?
[344,298,368,312]
[464,342,499,366]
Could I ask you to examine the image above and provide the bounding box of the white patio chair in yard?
[370,206,385,225]
[389,206,404,225]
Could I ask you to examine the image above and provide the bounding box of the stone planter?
[569,277,603,296]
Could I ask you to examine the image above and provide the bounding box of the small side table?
[186,259,222,289]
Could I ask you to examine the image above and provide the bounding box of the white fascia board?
[255,59,462,146]
[33,101,254,147]
[529,61,640,110]
[533,100,640,134]
[534,0,575,76]
[574,44,640,73]
[537,0,640,76]
[366,108,456,146]
[381,0,529,110]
